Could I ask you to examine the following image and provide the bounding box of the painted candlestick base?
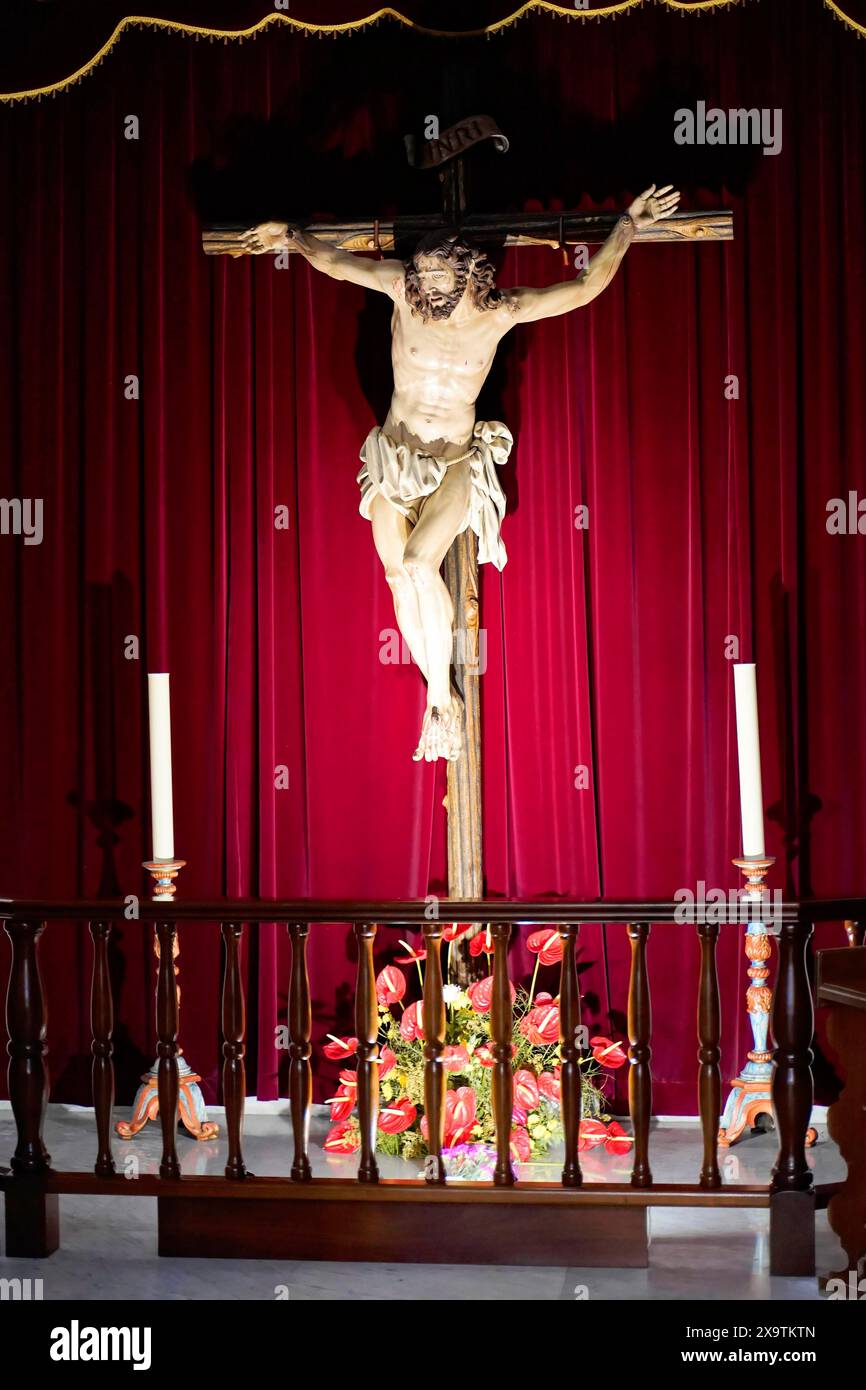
[719,856,817,1150]
[115,1052,219,1142]
[718,1078,774,1147]
[126,858,219,1142]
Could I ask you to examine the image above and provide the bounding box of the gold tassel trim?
[1,2,864,105]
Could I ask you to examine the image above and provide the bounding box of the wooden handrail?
[0,896,811,923]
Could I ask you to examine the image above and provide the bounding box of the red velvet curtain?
[1,0,864,1112]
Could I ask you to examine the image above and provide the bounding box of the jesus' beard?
[416,268,470,321]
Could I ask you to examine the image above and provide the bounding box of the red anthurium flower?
[469,926,496,957]
[443,922,472,941]
[442,1044,471,1073]
[509,1126,531,1163]
[378,1097,417,1134]
[590,1036,628,1069]
[514,1069,541,1111]
[527,929,564,965]
[394,938,427,964]
[604,1121,633,1155]
[399,1000,424,1042]
[380,1045,397,1077]
[376,965,406,1006]
[324,1120,360,1154]
[535,992,554,1005]
[577,1118,608,1151]
[325,1084,356,1123]
[520,1001,560,1044]
[420,1086,478,1146]
[467,975,516,1014]
[445,1086,477,1145]
[337,1069,358,1088]
[323,1034,358,1060]
[475,1042,515,1066]
[512,1104,528,1127]
[538,1071,561,1103]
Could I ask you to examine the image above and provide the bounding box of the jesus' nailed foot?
[413,697,464,763]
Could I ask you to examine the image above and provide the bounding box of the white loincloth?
[357,419,512,570]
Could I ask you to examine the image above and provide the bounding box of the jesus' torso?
[384,274,512,459]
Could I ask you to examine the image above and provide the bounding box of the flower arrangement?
[323,925,633,1173]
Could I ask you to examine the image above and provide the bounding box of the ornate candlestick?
[718,856,816,1148]
[115,859,218,1143]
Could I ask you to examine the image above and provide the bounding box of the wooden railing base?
[4,1177,59,1258]
[156,1186,649,1266]
[768,1189,816,1276]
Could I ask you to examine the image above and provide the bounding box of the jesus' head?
[404,231,502,321]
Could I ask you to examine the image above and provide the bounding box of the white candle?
[733,663,766,858]
[147,673,175,860]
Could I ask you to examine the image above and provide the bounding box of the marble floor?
[0,1103,846,1301]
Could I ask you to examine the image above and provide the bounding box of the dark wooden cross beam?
[202,117,732,964]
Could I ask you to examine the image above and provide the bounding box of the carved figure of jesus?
[243,184,679,762]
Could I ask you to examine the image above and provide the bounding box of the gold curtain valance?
[1,1,864,106]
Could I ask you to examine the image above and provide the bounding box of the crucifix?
[203,116,731,950]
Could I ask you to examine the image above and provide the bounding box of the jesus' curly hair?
[404,230,503,321]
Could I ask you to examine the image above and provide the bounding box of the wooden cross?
[202,118,731,955]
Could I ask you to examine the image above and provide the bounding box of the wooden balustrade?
[287,921,312,1182]
[558,924,582,1188]
[0,894,848,1270]
[221,922,246,1180]
[627,923,652,1188]
[696,920,721,1189]
[421,920,447,1184]
[89,920,116,1179]
[354,921,380,1185]
[154,920,181,1181]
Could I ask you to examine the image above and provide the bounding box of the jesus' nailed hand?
[241,184,680,764]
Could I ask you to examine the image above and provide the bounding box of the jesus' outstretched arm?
[240,222,405,295]
[508,184,680,323]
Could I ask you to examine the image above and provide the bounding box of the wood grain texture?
[158,1192,649,1266]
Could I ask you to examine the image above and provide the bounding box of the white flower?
[442,984,464,1005]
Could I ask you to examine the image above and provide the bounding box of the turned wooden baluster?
[627,923,652,1187]
[422,920,446,1184]
[844,920,866,948]
[155,919,180,1180]
[696,920,721,1188]
[287,922,312,1182]
[89,921,116,1177]
[559,924,582,1188]
[4,920,52,1173]
[770,914,814,1194]
[491,922,514,1187]
[221,922,247,1180]
[354,922,380,1184]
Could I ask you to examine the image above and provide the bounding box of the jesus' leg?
[370,494,429,678]
[402,459,472,762]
